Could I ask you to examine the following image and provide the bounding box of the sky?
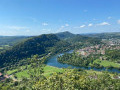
[0,0,120,36]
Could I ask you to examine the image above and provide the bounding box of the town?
[77,39,120,57]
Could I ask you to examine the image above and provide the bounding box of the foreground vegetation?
[1,65,120,90]
[6,65,64,79]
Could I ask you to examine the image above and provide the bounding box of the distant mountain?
[83,32,120,39]
[0,36,30,46]
[66,34,101,45]
[55,31,75,39]
[56,31,101,45]
[0,34,62,67]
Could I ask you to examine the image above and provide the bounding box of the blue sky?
[0,0,120,36]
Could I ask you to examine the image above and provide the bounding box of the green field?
[15,70,30,78]
[0,45,10,50]
[6,65,118,81]
[43,66,64,76]
[94,59,120,68]
[7,65,64,79]
[7,69,18,75]
[7,63,119,80]
[0,47,3,49]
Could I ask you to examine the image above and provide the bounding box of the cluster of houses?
[77,45,105,56]
[88,74,120,80]
[102,39,120,46]
[113,75,120,79]
[0,72,10,81]
[77,44,120,57]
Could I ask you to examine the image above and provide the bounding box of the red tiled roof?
[0,73,2,76]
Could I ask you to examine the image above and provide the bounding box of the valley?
[0,31,120,90]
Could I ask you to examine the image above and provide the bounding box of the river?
[46,50,120,73]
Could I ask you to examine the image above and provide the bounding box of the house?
[113,76,120,79]
[0,73,10,81]
[80,51,87,56]
[4,75,9,78]
[0,73,2,76]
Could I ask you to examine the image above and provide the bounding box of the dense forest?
[66,35,101,45]
[58,52,102,68]
[106,49,120,63]
[0,34,71,67]
[55,31,75,39]
[0,36,29,46]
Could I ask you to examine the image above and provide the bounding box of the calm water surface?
[46,50,120,73]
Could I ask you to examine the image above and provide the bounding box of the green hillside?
[55,31,75,39]
[0,34,61,67]
[0,36,29,46]
[84,32,120,39]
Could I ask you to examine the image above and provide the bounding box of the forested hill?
[56,31,101,45]
[83,32,120,39]
[55,31,75,39]
[0,36,29,46]
[0,32,102,67]
[0,34,64,67]
[67,34,101,44]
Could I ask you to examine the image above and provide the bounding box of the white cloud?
[26,29,30,32]
[61,26,65,28]
[57,26,65,31]
[117,20,120,24]
[42,23,48,26]
[59,24,69,28]
[80,25,86,28]
[74,25,86,28]
[7,26,28,30]
[65,24,69,27]
[57,24,70,32]
[42,29,52,33]
[108,16,112,19]
[88,23,93,27]
[97,22,110,26]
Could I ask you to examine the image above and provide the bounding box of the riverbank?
[46,51,120,73]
